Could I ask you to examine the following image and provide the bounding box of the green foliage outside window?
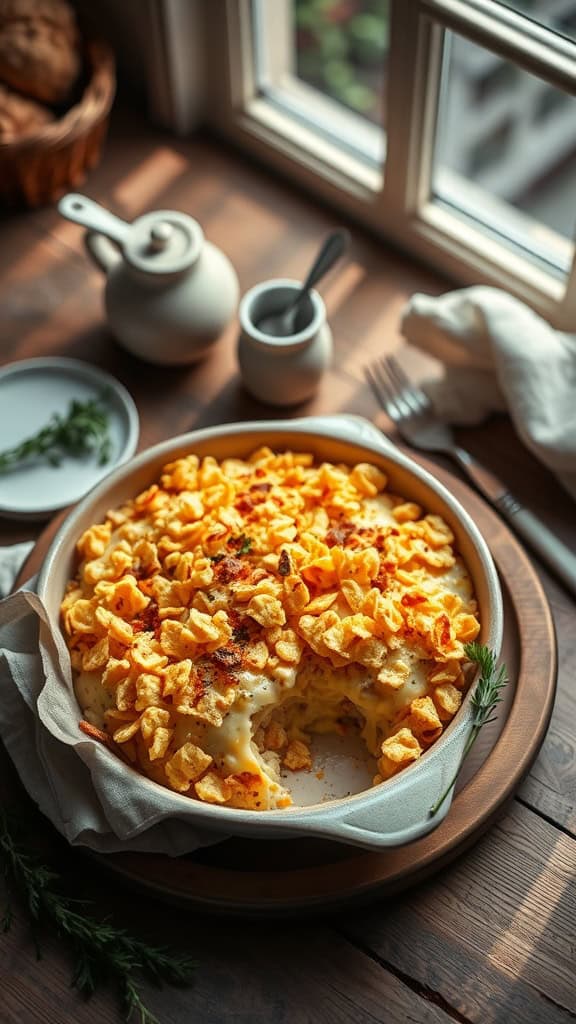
[294,0,389,123]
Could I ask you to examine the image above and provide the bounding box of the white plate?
[0,357,139,521]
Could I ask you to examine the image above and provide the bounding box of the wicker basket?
[0,38,116,208]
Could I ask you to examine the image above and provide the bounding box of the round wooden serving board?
[14,458,557,915]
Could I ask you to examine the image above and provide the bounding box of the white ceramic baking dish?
[38,415,503,850]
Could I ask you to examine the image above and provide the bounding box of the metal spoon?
[258,228,350,337]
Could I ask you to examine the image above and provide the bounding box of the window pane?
[294,0,389,126]
[252,0,387,167]
[433,32,576,274]
[496,1,576,42]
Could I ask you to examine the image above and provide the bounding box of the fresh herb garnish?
[0,808,196,1022]
[429,642,508,816]
[223,534,253,556]
[210,536,252,562]
[0,393,112,473]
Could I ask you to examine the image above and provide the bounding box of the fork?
[367,355,576,597]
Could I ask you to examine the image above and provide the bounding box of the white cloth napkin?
[0,544,226,856]
[400,285,576,501]
[0,542,33,597]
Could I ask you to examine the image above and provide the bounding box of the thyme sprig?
[0,808,196,1022]
[0,393,112,474]
[429,641,508,816]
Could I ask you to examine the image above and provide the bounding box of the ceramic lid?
[57,195,204,278]
[122,210,204,276]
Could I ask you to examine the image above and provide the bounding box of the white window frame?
[161,0,576,329]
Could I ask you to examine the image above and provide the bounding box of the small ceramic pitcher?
[238,279,333,406]
[58,193,239,366]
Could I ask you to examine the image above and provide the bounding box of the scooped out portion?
[61,447,480,810]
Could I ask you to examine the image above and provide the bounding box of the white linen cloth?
[400,285,576,501]
[0,544,225,855]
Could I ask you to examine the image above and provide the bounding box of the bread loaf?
[0,0,80,105]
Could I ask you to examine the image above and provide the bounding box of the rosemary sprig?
[0,808,196,1022]
[0,392,112,474]
[429,641,508,816]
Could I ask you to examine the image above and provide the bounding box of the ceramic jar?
[238,279,333,406]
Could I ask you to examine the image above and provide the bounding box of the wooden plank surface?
[0,107,575,1024]
[341,802,576,1024]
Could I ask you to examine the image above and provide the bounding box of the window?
[201,0,576,326]
[497,1,576,41]
[433,31,576,275]
[292,0,389,128]
[248,0,387,177]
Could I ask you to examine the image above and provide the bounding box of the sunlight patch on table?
[113,148,190,214]
[486,830,575,1000]
[322,261,366,317]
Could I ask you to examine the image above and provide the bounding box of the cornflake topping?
[62,447,480,810]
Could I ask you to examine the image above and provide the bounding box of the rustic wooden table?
[0,110,574,1024]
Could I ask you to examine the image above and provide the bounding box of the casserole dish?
[38,415,503,849]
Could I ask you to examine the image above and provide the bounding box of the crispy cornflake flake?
[148,726,173,761]
[62,446,480,810]
[165,742,213,792]
[303,591,339,615]
[433,683,463,721]
[224,771,271,809]
[454,613,481,642]
[392,502,422,523]
[189,686,235,727]
[130,633,169,672]
[428,659,463,687]
[283,739,313,771]
[101,657,130,690]
[283,575,310,614]
[116,678,137,711]
[81,636,110,672]
[135,673,164,710]
[95,606,133,645]
[375,656,410,692]
[243,640,270,671]
[162,658,193,695]
[246,593,286,628]
[405,696,443,745]
[349,462,387,496]
[378,728,422,779]
[340,578,364,612]
[275,631,303,664]
[95,575,150,619]
[187,608,223,642]
[159,620,198,660]
[67,598,100,635]
[112,716,142,744]
[77,523,112,560]
[140,706,171,740]
[195,771,232,804]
